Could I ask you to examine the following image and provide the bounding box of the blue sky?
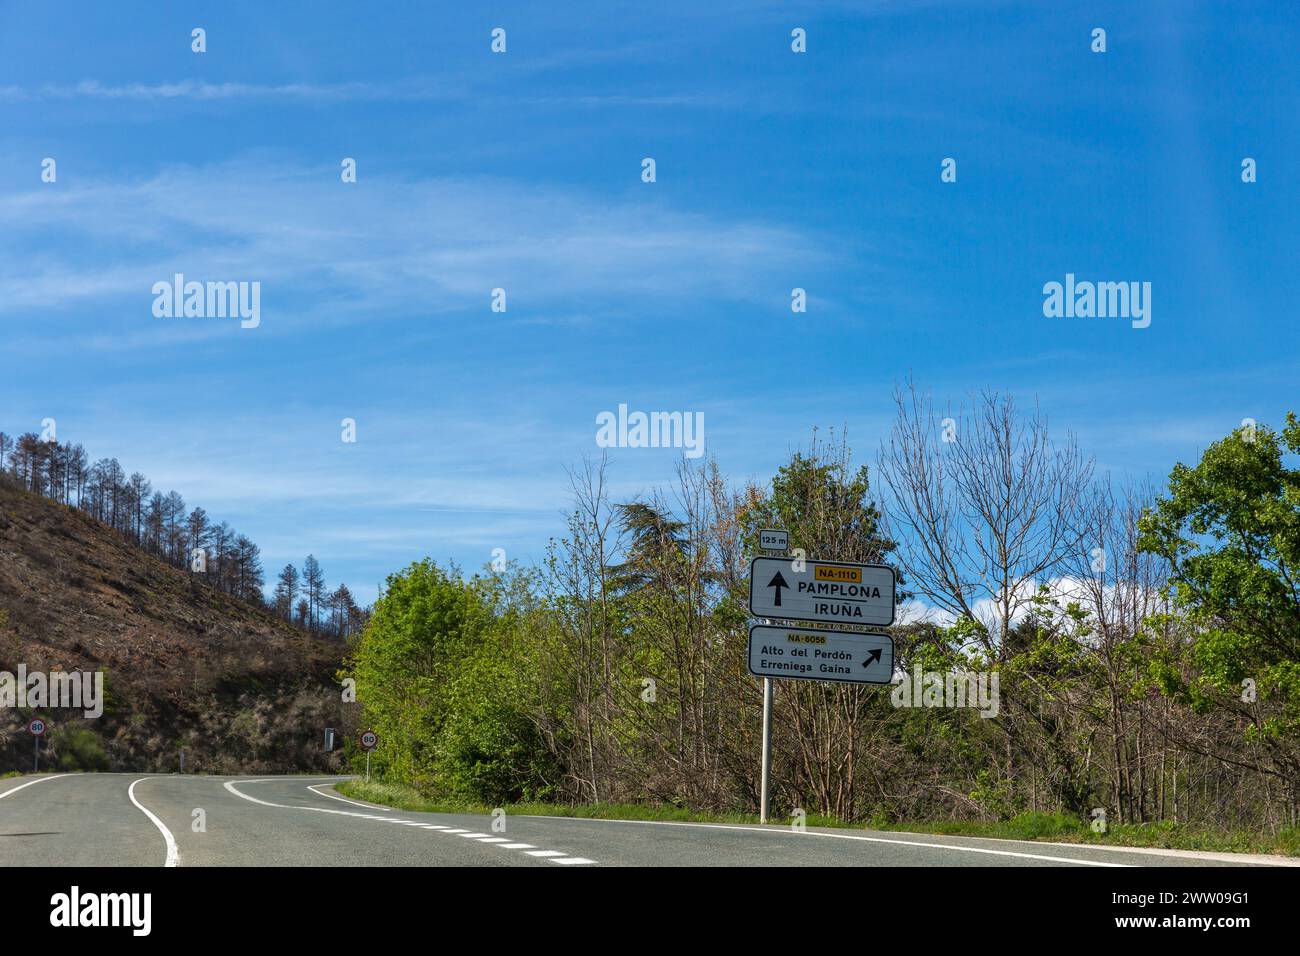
[2,1,1297,605]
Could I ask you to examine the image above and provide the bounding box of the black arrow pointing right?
[862,647,883,668]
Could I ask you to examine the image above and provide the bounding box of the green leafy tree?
[1138,413,1300,814]
[345,560,492,787]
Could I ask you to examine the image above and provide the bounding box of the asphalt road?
[2,773,1296,867]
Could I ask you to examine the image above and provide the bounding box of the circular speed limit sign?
[359,730,378,751]
[28,718,46,737]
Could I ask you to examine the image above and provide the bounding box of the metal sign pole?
[34,735,39,773]
[366,750,371,783]
[760,677,773,824]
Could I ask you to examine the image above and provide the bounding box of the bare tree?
[877,381,1094,659]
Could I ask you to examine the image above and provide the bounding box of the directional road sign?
[748,625,894,685]
[748,557,896,626]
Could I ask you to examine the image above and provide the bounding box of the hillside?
[0,476,351,774]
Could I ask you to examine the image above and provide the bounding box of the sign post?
[754,532,788,824]
[359,730,378,782]
[28,718,46,772]
[759,678,773,823]
[748,553,897,825]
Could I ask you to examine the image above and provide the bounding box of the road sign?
[28,718,46,737]
[758,529,788,552]
[748,557,896,626]
[359,730,378,751]
[748,625,894,685]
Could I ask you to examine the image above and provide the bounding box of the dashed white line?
[222,780,597,865]
[128,778,180,868]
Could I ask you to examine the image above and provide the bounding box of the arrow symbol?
[862,648,883,668]
[767,571,789,607]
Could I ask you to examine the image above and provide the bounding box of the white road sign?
[748,625,894,685]
[758,529,788,552]
[748,557,896,626]
[359,730,378,751]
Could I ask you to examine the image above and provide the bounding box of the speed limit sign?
[27,718,46,737]
[359,730,378,751]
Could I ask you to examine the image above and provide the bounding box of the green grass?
[335,779,1300,857]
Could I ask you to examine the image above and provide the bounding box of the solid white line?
[944,834,1300,868]
[0,774,68,800]
[127,778,180,868]
[307,784,392,811]
[517,816,1130,867]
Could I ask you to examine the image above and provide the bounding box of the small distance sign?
[359,730,378,751]
[758,529,788,552]
[28,718,47,736]
[748,624,894,686]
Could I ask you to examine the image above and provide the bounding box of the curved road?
[2,773,1295,868]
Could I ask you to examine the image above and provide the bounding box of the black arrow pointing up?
[862,648,883,668]
[767,571,789,607]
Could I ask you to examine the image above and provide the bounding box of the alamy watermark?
[595,403,704,459]
[891,665,999,718]
[0,666,104,718]
[1042,273,1150,329]
[152,273,261,329]
[50,886,150,936]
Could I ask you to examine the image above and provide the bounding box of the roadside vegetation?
[340,384,1300,852]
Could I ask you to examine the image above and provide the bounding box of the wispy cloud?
[0,158,832,334]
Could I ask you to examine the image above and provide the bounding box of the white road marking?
[950,834,1300,868]
[551,857,597,865]
[517,816,1130,867]
[0,774,68,800]
[222,780,596,865]
[128,778,180,868]
[476,837,511,843]
[307,784,392,811]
